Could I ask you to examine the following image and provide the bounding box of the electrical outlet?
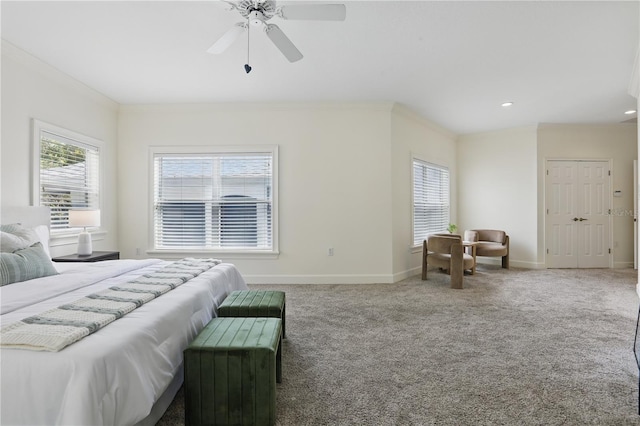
[328,248,334,256]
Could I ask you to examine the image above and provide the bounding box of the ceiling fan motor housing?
[239,0,276,22]
[249,10,266,26]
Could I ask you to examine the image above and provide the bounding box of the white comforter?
[0,259,248,426]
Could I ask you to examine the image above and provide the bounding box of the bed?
[0,206,249,425]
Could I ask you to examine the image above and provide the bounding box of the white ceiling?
[2,1,638,135]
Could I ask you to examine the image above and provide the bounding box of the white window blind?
[153,152,274,251]
[413,159,450,246]
[39,130,100,231]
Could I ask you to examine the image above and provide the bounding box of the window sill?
[146,249,280,260]
[50,230,107,247]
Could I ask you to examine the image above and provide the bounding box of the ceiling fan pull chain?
[244,18,252,74]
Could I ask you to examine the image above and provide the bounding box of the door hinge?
[608,209,611,215]
[546,208,549,214]
[546,170,549,175]
[609,248,611,254]
[546,248,549,254]
[608,170,611,176]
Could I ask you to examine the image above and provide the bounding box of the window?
[412,159,450,246]
[152,147,277,253]
[32,120,101,232]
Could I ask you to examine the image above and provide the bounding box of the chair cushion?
[428,253,452,269]
[475,241,508,257]
[428,252,475,270]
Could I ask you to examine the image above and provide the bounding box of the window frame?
[31,119,104,244]
[411,157,451,249]
[147,145,279,259]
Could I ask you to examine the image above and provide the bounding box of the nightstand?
[52,251,120,262]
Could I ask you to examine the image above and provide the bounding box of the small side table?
[52,251,120,263]
[462,241,477,275]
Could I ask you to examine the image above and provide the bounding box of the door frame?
[544,158,613,269]
[634,160,637,270]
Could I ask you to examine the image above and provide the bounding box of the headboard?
[0,206,51,228]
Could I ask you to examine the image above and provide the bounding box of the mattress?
[0,258,248,425]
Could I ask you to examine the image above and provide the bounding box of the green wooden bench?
[184,317,282,426]
[218,290,286,339]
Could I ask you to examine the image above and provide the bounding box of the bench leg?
[421,240,428,280]
[282,302,286,339]
[276,333,282,383]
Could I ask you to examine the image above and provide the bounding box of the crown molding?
[391,103,457,140]
[119,101,395,114]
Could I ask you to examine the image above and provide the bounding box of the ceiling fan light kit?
[209,0,346,72]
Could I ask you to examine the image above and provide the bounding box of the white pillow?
[33,225,51,258]
[0,224,39,253]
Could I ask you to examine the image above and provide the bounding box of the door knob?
[579,218,587,221]
[572,217,579,221]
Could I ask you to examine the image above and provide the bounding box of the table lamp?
[69,209,100,256]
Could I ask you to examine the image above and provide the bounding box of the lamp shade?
[69,210,101,228]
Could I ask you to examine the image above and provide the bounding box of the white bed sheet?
[0,259,248,426]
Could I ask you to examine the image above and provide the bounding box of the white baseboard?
[392,266,422,283]
[246,262,559,285]
[241,258,635,285]
[475,258,544,269]
[613,261,635,269]
[244,274,397,285]
[246,266,426,285]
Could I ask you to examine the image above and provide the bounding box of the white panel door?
[546,161,579,268]
[577,162,610,267]
[546,160,611,268]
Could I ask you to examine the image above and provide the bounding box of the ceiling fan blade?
[264,24,303,62]
[279,4,346,21]
[207,23,246,54]
[217,0,239,11]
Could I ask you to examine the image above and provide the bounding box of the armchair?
[421,235,475,289]
[463,229,509,269]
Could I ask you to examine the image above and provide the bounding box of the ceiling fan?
[208,0,346,72]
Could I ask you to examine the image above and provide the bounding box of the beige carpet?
[157,266,640,425]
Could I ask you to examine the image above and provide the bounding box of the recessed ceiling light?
[624,110,637,115]
[501,102,514,107]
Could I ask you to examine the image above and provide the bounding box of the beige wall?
[458,123,637,269]
[0,41,119,257]
[538,123,638,268]
[117,103,396,283]
[390,105,458,280]
[4,40,637,280]
[457,126,539,267]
